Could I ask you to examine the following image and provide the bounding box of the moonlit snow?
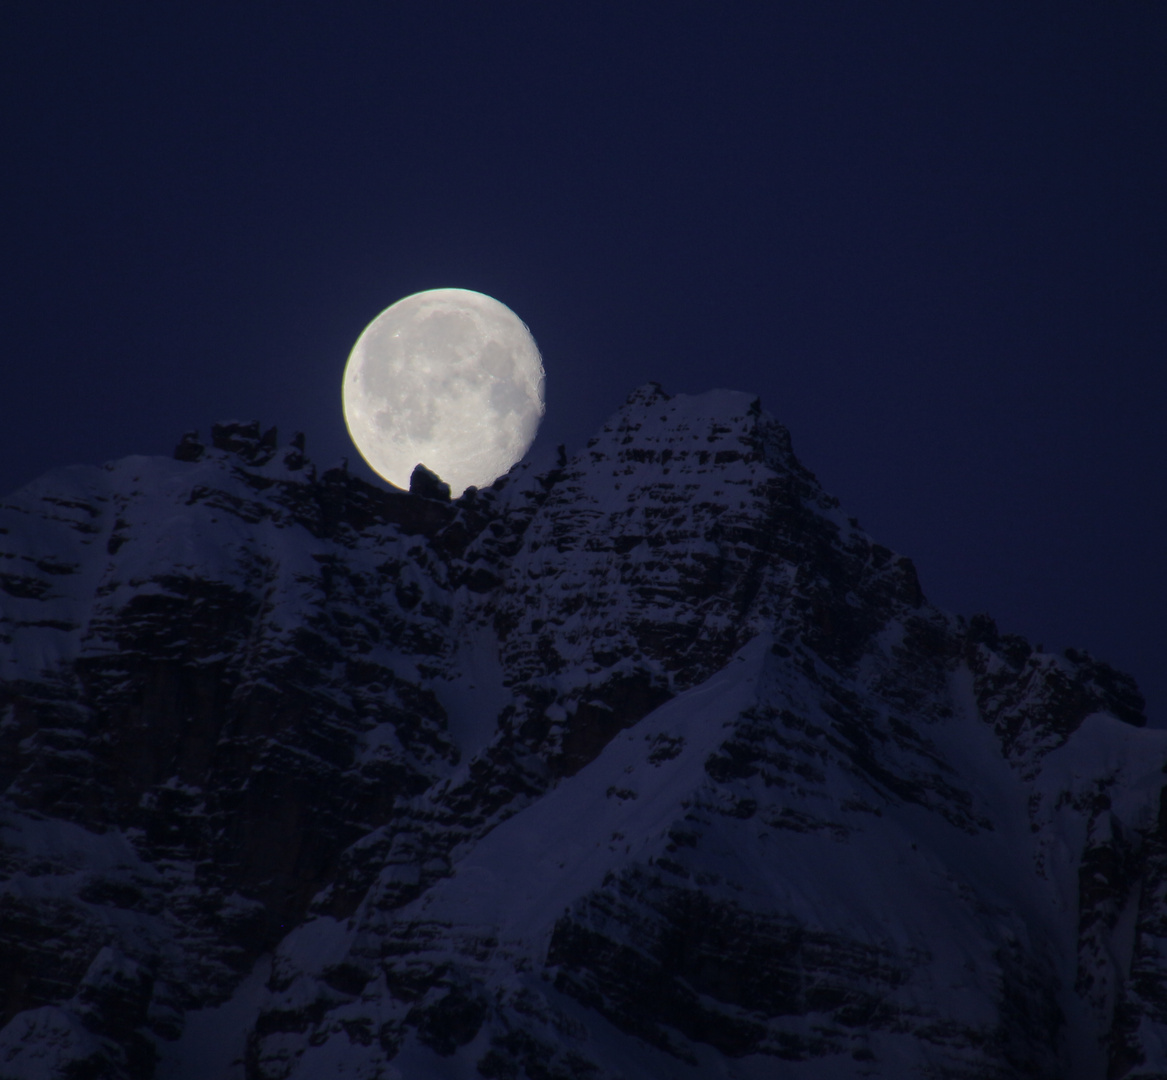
[342,288,545,497]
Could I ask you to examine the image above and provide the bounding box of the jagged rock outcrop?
[408,464,451,503]
[0,386,1162,1079]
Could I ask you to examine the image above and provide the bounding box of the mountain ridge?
[0,383,1162,1079]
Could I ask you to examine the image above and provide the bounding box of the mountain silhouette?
[0,385,1160,1079]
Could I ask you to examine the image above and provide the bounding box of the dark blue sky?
[3,4,1165,718]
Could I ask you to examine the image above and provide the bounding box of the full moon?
[342,288,545,497]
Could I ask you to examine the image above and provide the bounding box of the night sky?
[3,5,1165,718]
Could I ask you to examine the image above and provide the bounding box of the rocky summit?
[0,385,1163,1080]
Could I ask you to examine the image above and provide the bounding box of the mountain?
[0,384,1163,1080]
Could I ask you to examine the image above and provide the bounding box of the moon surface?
[342,288,545,497]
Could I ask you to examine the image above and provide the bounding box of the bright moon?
[342,288,545,497]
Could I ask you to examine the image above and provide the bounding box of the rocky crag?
[0,384,1163,1079]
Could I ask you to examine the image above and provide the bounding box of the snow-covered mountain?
[1,384,1162,1080]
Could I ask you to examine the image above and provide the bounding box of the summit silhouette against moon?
[342,288,545,496]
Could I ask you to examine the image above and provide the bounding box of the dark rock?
[173,430,205,462]
[407,982,487,1055]
[409,463,452,502]
[210,420,279,466]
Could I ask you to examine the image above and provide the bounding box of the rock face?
[0,386,1163,1080]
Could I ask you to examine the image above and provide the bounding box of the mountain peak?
[0,385,1160,1080]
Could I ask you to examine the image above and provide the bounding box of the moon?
[341,288,545,497]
